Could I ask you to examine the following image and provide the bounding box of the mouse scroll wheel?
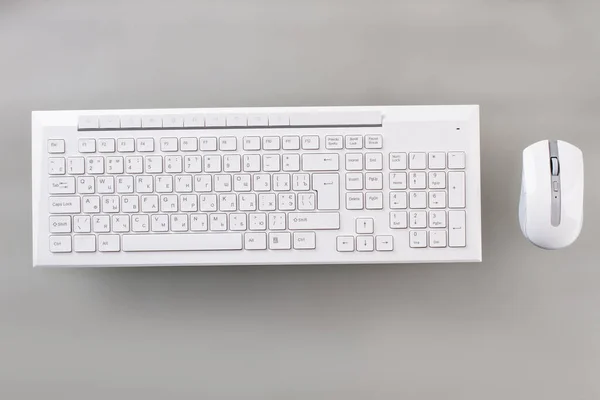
[551,157,560,176]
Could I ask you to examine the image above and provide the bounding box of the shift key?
[288,213,340,230]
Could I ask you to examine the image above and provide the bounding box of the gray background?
[1,0,599,398]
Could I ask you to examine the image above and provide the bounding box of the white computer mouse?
[519,140,584,249]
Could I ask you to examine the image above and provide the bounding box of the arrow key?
[376,235,393,251]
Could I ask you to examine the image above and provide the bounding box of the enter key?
[312,173,340,210]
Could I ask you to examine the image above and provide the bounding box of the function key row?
[78,112,382,130]
[48,135,383,154]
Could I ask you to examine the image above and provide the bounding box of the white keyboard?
[32,106,482,267]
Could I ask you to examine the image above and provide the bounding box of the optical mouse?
[519,140,584,249]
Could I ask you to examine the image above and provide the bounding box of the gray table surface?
[2,0,600,399]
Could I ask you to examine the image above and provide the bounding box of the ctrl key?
[49,235,71,253]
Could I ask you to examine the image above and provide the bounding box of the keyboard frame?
[32,105,481,267]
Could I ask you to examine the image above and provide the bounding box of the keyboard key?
[389,152,407,170]
[49,177,75,194]
[247,115,268,127]
[117,138,135,152]
[365,134,383,149]
[190,214,208,231]
[205,115,226,127]
[258,193,276,211]
[390,191,407,209]
[448,152,466,169]
[73,215,91,233]
[183,114,204,128]
[160,137,178,152]
[145,156,163,173]
[268,114,289,127]
[428,171,446,189]
[376,235,393,251]
[365,192,383,210]
[78,116,98,130]
[200,137,218,151]
[263,136,280,150]
[193,175,212,193]
[141,116,162,128]
[293,231,316,249]
[282,154,300,172]
[409,231,427,248]
[429,230,447,248]
[243,137,261,151]
[389,172,407,190]
[277,193,296,211]
[137,138,154,152]
[428,152,446,169]
[165,155,182,173]
[132,215,150,232]
[245,232,267,250]
[123,233,243,251]
[268,213,286,230]
[219,137,237,151]
[282,136,300,150]
[49,196,80,214]
[78,139,96,153]
[92,215,110,232]
[409,152,427,169]
[345,135,362,149]
[409,191,427,209]
[163,115,184,128]
[429,191,447,209]
[263,155,281,172]
[243,154,261,172]
[98,138,115,153]
[365,172,383,190]
[229,213,247,231]
[336,236,354,252]
[82,195,99,212]
[120,116,142,129]
[429,211,447,228]
[180,137,198,151]
[67,157,85,175]
[204,155,222,173]
[302,154,339,171]
[313,174,340,210]
[98,234,120,252]
[326,135,343,150]
[48,139,65,154]
[346,193,364,210]
[99,116,120,129]
[74,235,96,252]
[356,236,374,252]
[49,235,71,253]
[449,210,466,247]
[365,153,383,170]
[345,153,363,171]
[448,172,466,208]
[302,135,319,150]
[409,172,426,189]
[126,156,143,173]
[409,211,427,228]
[288,212,339,230]
[297,192,315,210]
[49,215,71,233]
[390,211,407,229]
[269,232,292,250]
[346,172,363,190]
[355,217,374,234]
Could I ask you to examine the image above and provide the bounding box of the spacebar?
[122,233,243,252]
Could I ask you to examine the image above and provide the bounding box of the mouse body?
[519,140,584,250]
